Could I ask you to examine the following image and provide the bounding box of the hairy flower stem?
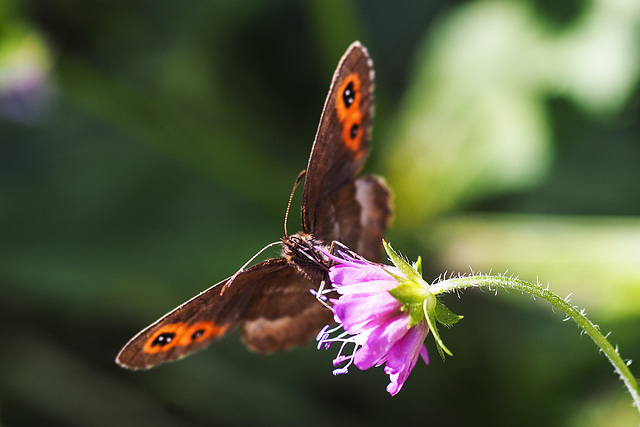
[431,275,640,412]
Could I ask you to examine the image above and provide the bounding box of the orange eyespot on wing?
[181,321,228,345]
[335,73,364,153]
[143,321,229,354]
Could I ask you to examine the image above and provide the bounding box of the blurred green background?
[1,0,639,425]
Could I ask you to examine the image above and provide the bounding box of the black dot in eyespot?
[191,329,205,341]
[343,81,355,108]
[151,332,176,347]
[350,123,359,139]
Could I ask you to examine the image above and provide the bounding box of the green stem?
[430,274,640,412]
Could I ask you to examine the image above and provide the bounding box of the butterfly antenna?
[284,169,306,236]
[222,241,282,295]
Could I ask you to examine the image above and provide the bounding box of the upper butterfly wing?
[116,258,290,370]
[302,41,375,233]
[313,175,392,262]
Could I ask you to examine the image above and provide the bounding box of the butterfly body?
[117,42,392,370]
[280,233,331,278]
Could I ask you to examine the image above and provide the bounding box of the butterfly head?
[281,233,331,277]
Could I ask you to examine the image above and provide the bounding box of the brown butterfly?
[116,42,392,370]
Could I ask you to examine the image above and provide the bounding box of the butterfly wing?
[301,42,391,261]
[239,43,383,352]
[302,41,375,233]
[116,258,290,370]
[240,267,332,353]
[313,174,392,262]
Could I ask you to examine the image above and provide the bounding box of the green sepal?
[383,240,425,285]
[407,303,425,327]
[424,295,454,360]
[434,300,463,325]
[389,282,430,307]
[383,240,458,359]
[413,256,423,276]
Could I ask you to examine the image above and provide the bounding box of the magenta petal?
[333,293,401,335]
[420,344,429,365]
[329,263,399,287]
[334,288,400,312]
[333,279,398,295]
[333,290,399,322]
[385,371,403,396]
[353,314,410,370]
[382,323,429,395]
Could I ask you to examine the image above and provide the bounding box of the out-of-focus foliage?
[388,0,640,225]
[1,0,639,425]
[0,0,52,121]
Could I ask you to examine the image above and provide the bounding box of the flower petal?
[420,344,429,365]
[382,322,429,395]
[333,279,398,295]
[353,313,410,370]
[329,263,400,287]
[333,291,401,334]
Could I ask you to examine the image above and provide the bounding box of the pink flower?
[317,251,429,396]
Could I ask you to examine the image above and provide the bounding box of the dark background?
[2,0,639,425]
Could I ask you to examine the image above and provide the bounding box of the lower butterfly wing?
[240,267,332,353]
[313,175,392,262]
[116,258,291,370]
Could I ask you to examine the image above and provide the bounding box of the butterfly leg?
[311,277,332,310]
[330,239,367,261]
[309,239,344,309]
[310,240,354,307]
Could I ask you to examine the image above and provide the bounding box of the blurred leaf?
[385,0,640,227]
[0,1,53,122]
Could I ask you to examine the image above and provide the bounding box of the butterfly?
[116,41,392,369]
